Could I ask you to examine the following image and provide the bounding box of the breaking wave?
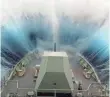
[1,13,109,84]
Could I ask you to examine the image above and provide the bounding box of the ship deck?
[1,52,106,97]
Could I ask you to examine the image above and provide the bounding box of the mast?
[54,42,56,52]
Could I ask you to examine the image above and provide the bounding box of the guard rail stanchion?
[36,90,37,97]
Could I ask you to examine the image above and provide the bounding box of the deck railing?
[77,53,101,83]
[2,80,109,97]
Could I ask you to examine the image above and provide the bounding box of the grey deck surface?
[1,52,104,97]
[68,52,97,90]
[1,57,41,97]
[1,67,36,97]
[67,52,105,96]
